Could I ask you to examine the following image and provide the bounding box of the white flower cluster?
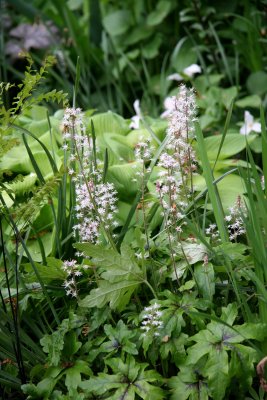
[73,180,118,243]
[225,197,246,241]
[62,108,118,244]
[156,85,197,232]
[141,303,163,337]
[62,107,85,152]
[206,198,246,242]
[62,259,86,298]
[205,223,221,242]
[134,137,153,162]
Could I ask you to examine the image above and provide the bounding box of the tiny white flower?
[240,111,261,135]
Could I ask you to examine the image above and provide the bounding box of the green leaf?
[171,37,197,71]
[220,303,238,326]
[40,313,85,366]
[247,71,267,96]
[176,242,208,265]
[107,162,141,200]
[24,257,66,282]
[63,331,82,358]
[97,133,134,165]
[193,172,246,211]
[221,87,238,109]
[65,361,91,394]
[74,242,143,278]
[100,320,138,355]
[79,279,141,310]
[147,1,172,26]
[142,34,162,59]
[103,10,132,36]
[194,262,215,302]
[203,133,255,160]
[235,95,261,108]
[234,322,267,342]
[169,366,210,400]
[90,111,129,136]
[80,357,164,399]
[204,347,229,400]
[79,373,122,393]
[160,334,188,367]
[25,232,53,262]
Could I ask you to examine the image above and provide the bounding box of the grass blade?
[195,122,228,242]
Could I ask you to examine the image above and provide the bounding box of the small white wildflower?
[130,100,142,129]
[167,64,202,82]
[240,111,261,135]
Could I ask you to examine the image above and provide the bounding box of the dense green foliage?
[1,1,267,399]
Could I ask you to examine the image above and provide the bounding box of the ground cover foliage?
[1,1,267,399]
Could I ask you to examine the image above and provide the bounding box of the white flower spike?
[240,111,261,135]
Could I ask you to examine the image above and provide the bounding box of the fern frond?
[11,173,62,224]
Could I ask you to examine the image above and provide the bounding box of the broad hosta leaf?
[0,146,61,178]
[25,232,53,263]
[90,111,129,136]
[106,162,141,200]
[193,173,246,210]
[126,128,160,148]
[24,257,66,283]
[203,133,256,160]
[0,145,33,173]
[97,133,134,164]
